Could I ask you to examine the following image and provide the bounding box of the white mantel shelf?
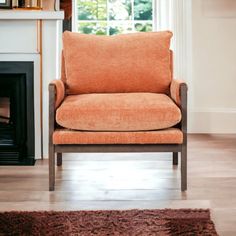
[0,10,64,20]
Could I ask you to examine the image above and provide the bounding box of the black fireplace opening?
[0,62,35,165]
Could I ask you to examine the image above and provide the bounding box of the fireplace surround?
[0,62,35,165]
[0,11,64,159]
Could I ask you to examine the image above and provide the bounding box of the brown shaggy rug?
[0,209,218,236]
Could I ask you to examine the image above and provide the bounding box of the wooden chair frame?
[49,83,187,191]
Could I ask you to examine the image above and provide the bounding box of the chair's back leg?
[57,153,62,166]
[49,84,56,191]
[173,152,178,165]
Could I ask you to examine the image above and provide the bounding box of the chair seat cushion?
[53,128,183,144]
[56,93,181,131]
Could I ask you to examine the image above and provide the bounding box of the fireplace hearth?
[0,62,35,165]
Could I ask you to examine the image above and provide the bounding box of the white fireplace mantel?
[0,11,64,159]
[0,10,64,20]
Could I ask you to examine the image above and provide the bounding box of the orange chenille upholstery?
[56,93,181,131]
[53,128,183,145]
[48,30,188,192]
[61,51,67,84]
[62,31,173,94]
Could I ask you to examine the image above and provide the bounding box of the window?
[75,0,155,35]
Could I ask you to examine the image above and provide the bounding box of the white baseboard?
[189,108,236,133]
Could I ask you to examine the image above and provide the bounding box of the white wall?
[189,0,236,133]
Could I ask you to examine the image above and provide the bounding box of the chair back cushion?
[63,31,173,94]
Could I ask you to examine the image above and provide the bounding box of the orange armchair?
[49,31,188,191]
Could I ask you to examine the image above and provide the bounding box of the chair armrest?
[170,79,188,136]
[48,80,65,138]
[170,79,188,107]
[49,80,65,109]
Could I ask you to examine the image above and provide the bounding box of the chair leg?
[173,152,178,165]
[57,153,62,166]
[181,144,187,191]
[49,144,55,191]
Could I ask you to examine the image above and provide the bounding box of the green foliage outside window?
[78,0,107,20]
[134,0,152,20]
[79,22,107,35]
[77,0,153,35]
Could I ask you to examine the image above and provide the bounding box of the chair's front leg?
[49,145,55,191]
[49,84,56,191]
[180,83,188,191]
[181,144,187,191]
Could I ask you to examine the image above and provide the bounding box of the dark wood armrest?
[49,80,65,109]
[179,82,188,134]
[170,79,188,107]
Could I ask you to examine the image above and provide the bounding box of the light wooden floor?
[0,134,236,235]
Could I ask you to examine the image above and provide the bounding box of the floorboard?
[0,134,235,235]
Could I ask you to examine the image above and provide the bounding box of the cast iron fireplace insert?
[0,62,35,165]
